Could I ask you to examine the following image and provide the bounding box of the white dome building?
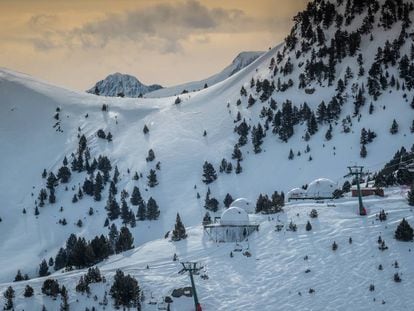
[230,198,255,214]
[220,207,250,226]
[287,188,306,200]
[306,178,338,198]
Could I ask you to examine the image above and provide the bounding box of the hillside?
[1,190,414,310]
[146,51,264,98]
[0,0,414,310]
[87,73,162,98]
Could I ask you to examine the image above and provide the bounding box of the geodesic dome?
[287,188,306,200]
[306,178,337,198]
[230,198,255,213]
[220,207,250,226]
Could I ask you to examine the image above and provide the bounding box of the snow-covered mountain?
[145,51,264,98]
[86,72,163,97]
[0,0,414,310]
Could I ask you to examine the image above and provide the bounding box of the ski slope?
[0,189,413,310]
[0,36,413,284]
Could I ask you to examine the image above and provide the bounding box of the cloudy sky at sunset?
[0,0,308,91]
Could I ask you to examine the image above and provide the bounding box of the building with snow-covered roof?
[220,207,250,226]
[203,207,258,243]
[306,178,338,199]
[230,198,255,214]
[288,178,339,201]
[287,188,306,200]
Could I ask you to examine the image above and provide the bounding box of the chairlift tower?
[179,262,203,311]
[345,165,367,216]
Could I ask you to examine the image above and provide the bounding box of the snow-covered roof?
[230,198,255,213]
[220,207,250,226]
[307,178,337,198]
[287,188,306,199]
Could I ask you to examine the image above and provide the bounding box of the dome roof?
[287,188,306,199]
[307,178,337,197]
[220,207,249,225]
[230,198,255,213]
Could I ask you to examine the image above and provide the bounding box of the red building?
[351,188,384,197]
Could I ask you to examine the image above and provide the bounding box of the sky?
[0,0,308,91]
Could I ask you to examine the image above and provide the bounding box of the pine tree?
[395,218,413,241]
[75,276,90,294]
[146,197,160,220]
[46,172,58,190]
[360,144,367,158]
[325,124,333,141]
[108,223,119,251]
[223,193,234,208]
[41,279,60,297]
[110,270,140,308]
[54,248,67,271]
[106,132,113,142]
[106,196,120,220]
[390,119,399,134]
[49,188,56,204]
[137,201,147,221]
[235,160,242,174]
[94,172,103,201]
[3,286,14,310]
[202,161,217,184]
[130,186,143,206]
[204,188,219,212]
[232,144,243,161]
[146,149,155,162]
[147,169,158,187]
[57,166,71,183]
[251,123,264,153]
[115,227,134,253]
[23,285,34,297]
[120,199,131,225]
[202,212,212,225]
[39,259,49,277]
[171,213,187,241]
[306,221,312,231]
[60,285,69,311]
[143,124,149,134]
[14,270,24,282]
[288,149,294,160]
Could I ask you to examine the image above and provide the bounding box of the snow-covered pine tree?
[171,213,187,241]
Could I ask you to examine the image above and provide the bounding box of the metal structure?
[345,166,367,216]
[203,220,259,243]
[179,262,204,311]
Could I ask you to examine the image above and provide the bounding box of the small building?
[287,188,306,201]
[306,178,338,199]
[351,187,384,197]
[288,178,339,201]
[220,207,250,226]
[230,198,255,214]
[203,207,259,242]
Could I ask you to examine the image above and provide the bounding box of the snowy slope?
[87,72,162,97]
[146,51,264,98]
[0,0,414,309]
[1,189,413,311]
